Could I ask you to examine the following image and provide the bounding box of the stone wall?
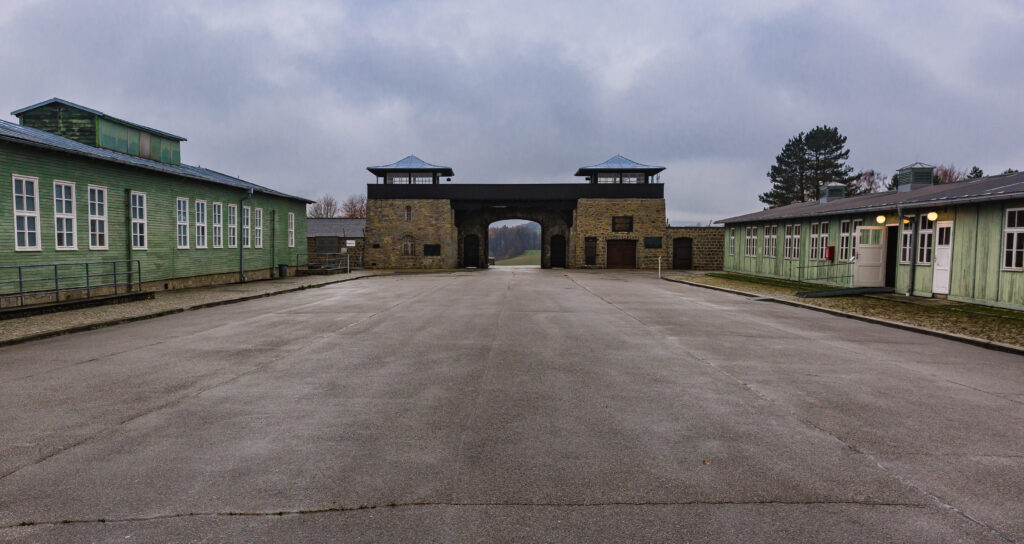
[569,199,669,269]
[364,199,458,268]
[666,226,724,270]
[306,237,365,268]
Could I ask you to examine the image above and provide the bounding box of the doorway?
[853,226,885,287]
[606,240,636,269]
[550,234,566,268]
[464,234,480,267]
[885,225,898,288]
[673,237,693,269]
[932,221,953,294]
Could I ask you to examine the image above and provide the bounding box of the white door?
[932,221,953,295]
[853,226,885,287]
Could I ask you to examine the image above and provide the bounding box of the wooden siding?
[723,200,1024,310]
[0,140,306,293]
[18,103,97,147]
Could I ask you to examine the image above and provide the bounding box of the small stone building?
[306,218,365,268]
[364,155,723,270]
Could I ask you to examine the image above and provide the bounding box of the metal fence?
[796,261,854,287]
[295,253,350,272]
[0,260,142,308]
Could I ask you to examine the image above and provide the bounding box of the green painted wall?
[0,140,307,295]
[18,103,97,147]
[723,202,1024,310]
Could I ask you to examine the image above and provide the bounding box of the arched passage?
[455,206,572,269]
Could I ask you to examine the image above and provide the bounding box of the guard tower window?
[622,174,645,183]
[405,206,412,221]
[412,174,433,184]
[389,174,410,184]
[597,174,619,183]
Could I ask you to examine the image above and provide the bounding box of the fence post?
[658,256,662,279]
[86,262,91,298]
[54,264,60,303]
[347,254,350,274]
[137,261,142,292]
[113,261,118,295]
[18,266,24,306]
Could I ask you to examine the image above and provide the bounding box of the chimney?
[897,162,935,192]
[819,183,846,202]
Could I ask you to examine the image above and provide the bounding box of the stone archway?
[455,206,572,269]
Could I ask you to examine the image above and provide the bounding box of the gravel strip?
[665,273,1024,350]
[0,271,386,345]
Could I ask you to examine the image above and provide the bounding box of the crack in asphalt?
[1,499,929,530]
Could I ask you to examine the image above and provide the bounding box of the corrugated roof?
[367,155,454,177]
[12,98,187,141]
[0,119,311,203]
[574,155,666,176]
[306,218,365,237]
[720,173,1024,224]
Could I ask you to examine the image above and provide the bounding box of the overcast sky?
[2,0,1022,224]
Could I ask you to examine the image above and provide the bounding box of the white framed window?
[88,185,107,250]
[254,208,263,248]
[242,206,251,248]
[401,235,415,256]
[212,202,223,248]
[784,224,801,260]
[917,215,934,265]
[744,226,757,257]
[728,227,735,256]
[131,191,147,250]
[195,200,207,248]
[818,221,829,260]
[13,175,40,251]
[1003,208,1024,271]
[53,181,77,250]
[405,205,412,221]
[227,204,237,248]
[176,197,190,249]
[288,212,295,247]
[810,222,820,260]
[762,224,777,258]
[839,220,852,260]
[900,217,914,264]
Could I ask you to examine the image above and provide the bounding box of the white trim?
[212,202,223,248]
[227,203,238,248]
[900,217,914,264]
[288,212,295,248]
[12,174,41,251]
[242,206,251,248]
[195,199,207,249]
[254,208,263,249]
[917,215,934,265]
[52,180,77,250]
[88,185,108,250]
[176,197,190,249]
[728,227,735,256]
[1003,207,1024,271]
[130,191,147,250]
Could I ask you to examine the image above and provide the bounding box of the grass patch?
[706,272,833,292]
[494,249,541,266]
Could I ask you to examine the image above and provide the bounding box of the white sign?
[346,240,356,247]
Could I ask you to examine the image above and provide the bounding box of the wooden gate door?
[550,235,566,268]
[853,226,885,287]
[464,234,479,267]
[932,221,953,294]
[606,240,636,268]
[673,237,693,269]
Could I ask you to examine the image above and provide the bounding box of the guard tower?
[367,155,454,185]
[574,155,665,184]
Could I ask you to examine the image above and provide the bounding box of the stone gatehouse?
[363,155,723,270]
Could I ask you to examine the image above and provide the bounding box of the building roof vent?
[819,184,846,202]
[897,162,935,192]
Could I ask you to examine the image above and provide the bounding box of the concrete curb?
[662,276,1024,357]
[0,273,384,348]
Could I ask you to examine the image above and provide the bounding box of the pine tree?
[804,125,856,199]
[967,166,984,179]
[759,133,810,208]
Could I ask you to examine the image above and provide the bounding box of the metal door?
[673,237,693,269]
[853,226,885,287]
[550,235,566,268]
[932,221,953,294]
[464,234,479,267]
[606,240,636,269]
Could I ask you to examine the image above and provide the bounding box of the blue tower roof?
[367,155,454,177]
[574,155,665,176]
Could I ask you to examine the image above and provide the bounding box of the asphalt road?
[1,268,1022,543]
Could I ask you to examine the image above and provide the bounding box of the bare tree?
[934,164,968,184]
[341,194,367,218]
[307,194,341,218]
[852,169,885,193]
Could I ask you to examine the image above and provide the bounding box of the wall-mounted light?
[876,215,886,224]
[903,218,910,224]
[926,211,938,221]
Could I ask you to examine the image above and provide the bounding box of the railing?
[796,261,854,287]
[296,253,349,272]
[0,260,142,308]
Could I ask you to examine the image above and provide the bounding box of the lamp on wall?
[926,211,939,221]
[875,215,886,224]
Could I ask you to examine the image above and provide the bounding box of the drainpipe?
[906,206,919,297]
[240,188,253,282]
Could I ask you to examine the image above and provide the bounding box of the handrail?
[0,260,142,307]
[796,261,854,286]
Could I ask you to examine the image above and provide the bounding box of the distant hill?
[489,223,540,261]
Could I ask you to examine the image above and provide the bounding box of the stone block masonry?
[570,198,669,269]
[667,226,724,270]
[364,199,458,268]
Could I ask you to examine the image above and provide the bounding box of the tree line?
[760,125,1019,208]
[488,223,540,261]
[307,194,366,218]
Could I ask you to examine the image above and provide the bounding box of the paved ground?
[0,268,1022,543]
[0,270,381,345]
